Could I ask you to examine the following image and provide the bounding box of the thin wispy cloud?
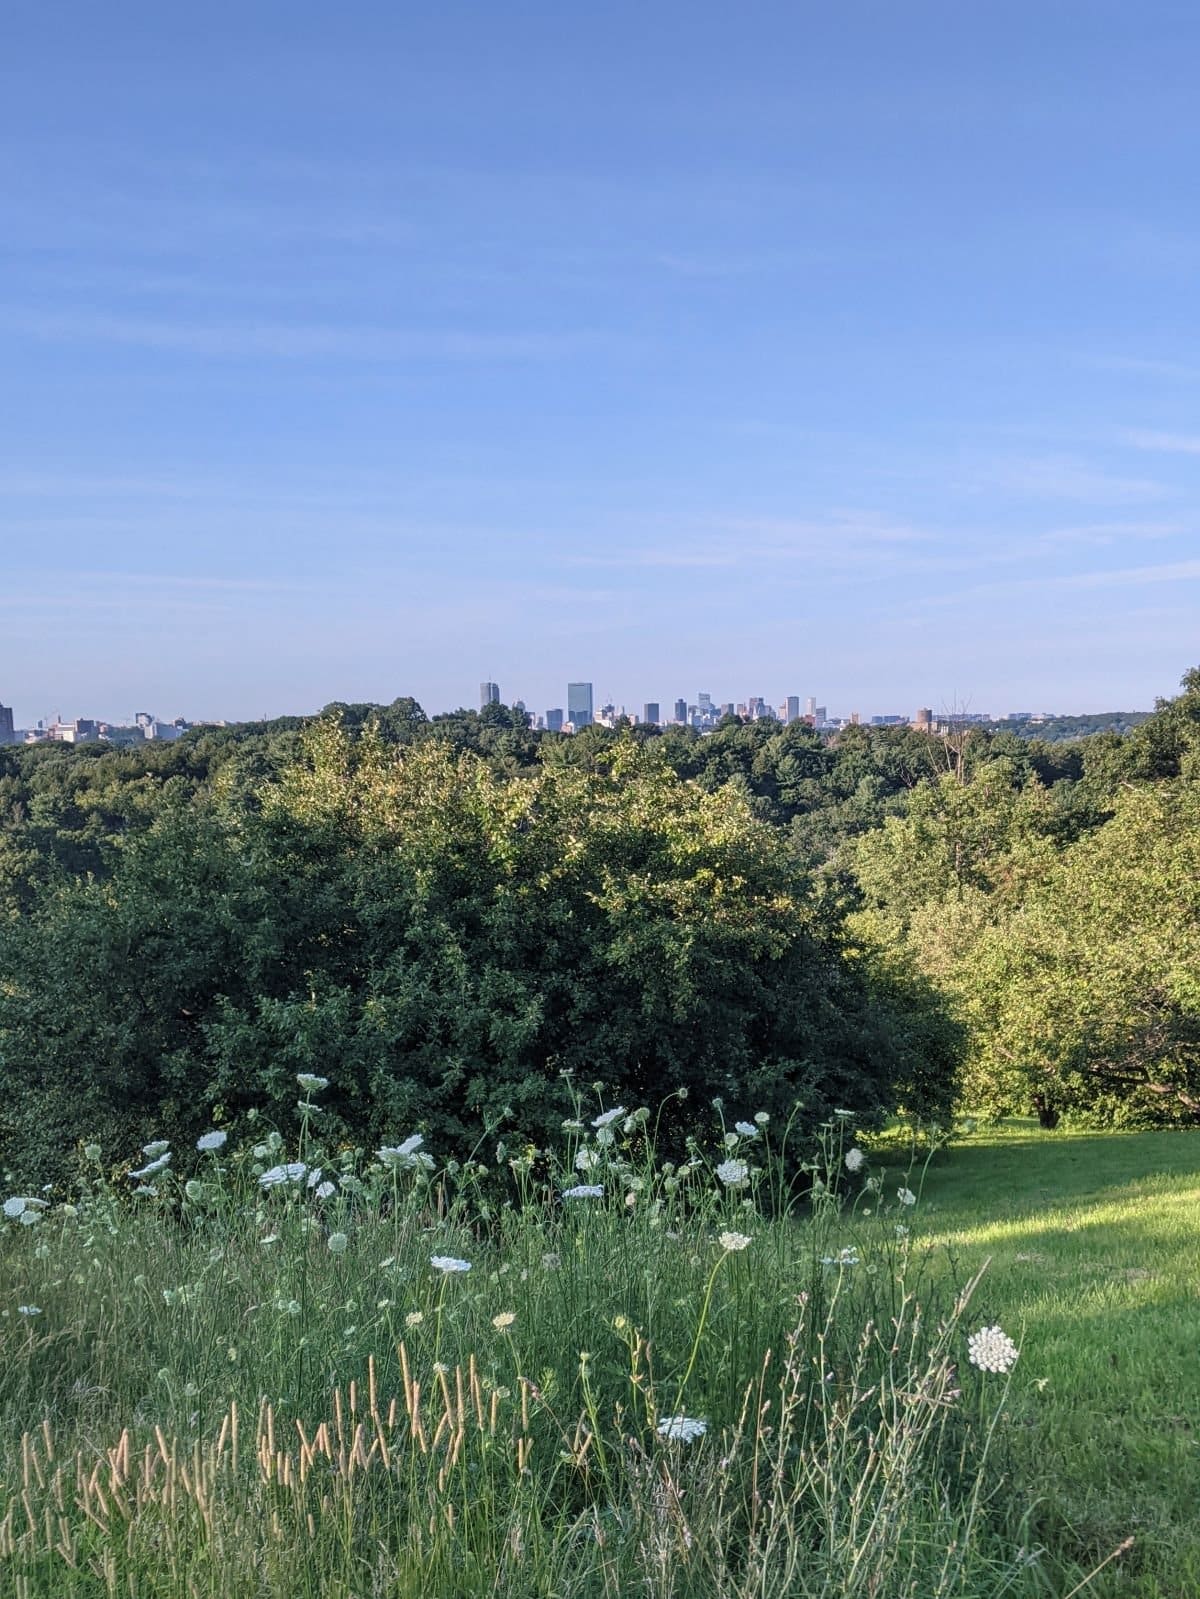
[1085,355,1200,381]
[565,512,937,574]
[1039,519,1191,547]
[926,557,1200,607]
[1123,429,1200,456]
[1061,558,1200,589]
[976,455,1169,503]
[0,309,614,363]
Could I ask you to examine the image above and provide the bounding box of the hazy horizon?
[4,3,1200,724]
[0,675,1168,733]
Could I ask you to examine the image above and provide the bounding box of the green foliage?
[0,1109,1045,1599]
[0,724,957,1180]
[849,668,1200,1126]
[5,667,1198,1150]
[957,784,1200,1122]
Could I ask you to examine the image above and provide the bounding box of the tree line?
[1,671,1196,1177]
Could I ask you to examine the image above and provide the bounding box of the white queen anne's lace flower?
[379,1134,434,1172]
[820,1247,860,1267]
[129,1152,172,1180]
[142,1140,170,1159]
[574,1147,600,1172]
[967,1324,1019,1374]
[430,1255,471,1274]
[718,1230,751,1252]
[734,1121,759,1138]
[844,1147,865,1173]
[897,1187,917,1207]
[259,1162,308,1188]
[196,1130,227,1152]
[592,1106,625,1128]
[296,1074,329,1093]
[716,1159,749,1188]
[562,1184,604,1199]
[656,1415,707,1443]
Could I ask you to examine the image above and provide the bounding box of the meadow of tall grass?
[1,1083,1086,1598]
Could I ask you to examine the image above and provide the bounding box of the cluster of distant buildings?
[0,688,1061,751]
[480,682,1053,736]
[0,705,213,746]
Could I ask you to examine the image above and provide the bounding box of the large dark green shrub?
[0,723,959,1181]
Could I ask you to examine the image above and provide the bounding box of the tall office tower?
[748,696,765,719]
[673,698,687,724]
[720,702,735,718]
[785,695,800,722]
[643,702,660,725]
[480,681,500,709]
[814,706,827,726]
[804,696,817,718]
[0,702,14,744]
[546,708,564,733]
[697,692,713,713]
[567,682,594,728]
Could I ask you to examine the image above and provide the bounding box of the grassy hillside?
[1,1108,1194,1597]
[914,1122,1200,1598]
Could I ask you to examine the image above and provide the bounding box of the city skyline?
[0,666,1164,740]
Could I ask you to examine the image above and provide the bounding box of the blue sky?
[3,0,1199,725]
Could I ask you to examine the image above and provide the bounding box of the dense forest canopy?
[1,671,1197,1178]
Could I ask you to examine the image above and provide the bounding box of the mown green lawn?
[910,1121,1200,1599]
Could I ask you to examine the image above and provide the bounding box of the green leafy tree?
[0,722,960,1180]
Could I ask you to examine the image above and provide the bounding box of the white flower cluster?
[716,1159,749,1189]
[259,1162,308,1188]
[967,1324,1020,1374]
[844,1147,865,1173]
[562,1184,604,1199]
[128,1145,172,1180]
[430,1255,471,1274]
[378,1134,434,1172]
[718,1230,751,1252]
[656,1415,707,1443]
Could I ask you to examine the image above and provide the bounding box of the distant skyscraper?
[786,695,800,722]
[748,696,765,719]
[480,681,500,709]
[673,698,687,724]
[0,702,13,744]
[546,708,564,733]
[804,696,817,718]
[567,682,594,728]
[813,706,827,726]
[642,702,660,725]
